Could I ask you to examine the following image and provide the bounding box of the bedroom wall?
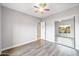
[43,5,79,50]
[1,6,40,51]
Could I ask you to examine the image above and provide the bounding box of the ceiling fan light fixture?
[39,8,44,12]
[33,3,50,15]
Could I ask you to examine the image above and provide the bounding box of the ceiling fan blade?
[35,10,38,13]
[40,3,47,8]
[44,9,50,11]
[33,6,39,8]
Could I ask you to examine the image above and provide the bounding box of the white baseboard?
[1,40,37,51]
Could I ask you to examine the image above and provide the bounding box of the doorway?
[55,16,75,49]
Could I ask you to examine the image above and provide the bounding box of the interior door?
[37,22,45,47]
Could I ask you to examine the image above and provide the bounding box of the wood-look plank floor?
[2,40,79,56]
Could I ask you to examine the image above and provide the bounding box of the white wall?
[1,6,40,51]
[45,19,55,42]
[0,5,1,53]
[43,5,79,50]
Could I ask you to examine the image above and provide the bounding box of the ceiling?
[1,3,79,18]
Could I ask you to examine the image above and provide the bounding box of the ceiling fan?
[33,3,50,14]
